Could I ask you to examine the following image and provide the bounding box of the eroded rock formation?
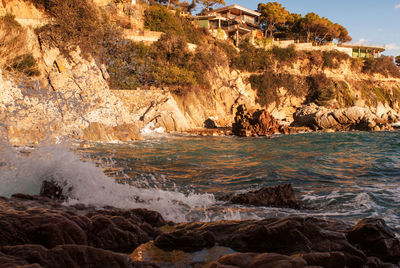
[232,105,291,137]
[292,103,399,131]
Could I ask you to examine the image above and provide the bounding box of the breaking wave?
[0,141,215,222]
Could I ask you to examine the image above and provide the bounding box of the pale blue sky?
[222,0,400,56]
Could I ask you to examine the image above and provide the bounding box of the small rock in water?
[40,180,68,200]
[232,104,290,137]
[220,184,300,209]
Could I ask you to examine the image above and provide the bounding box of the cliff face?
[0,42,259,145]
[1,2,400,145]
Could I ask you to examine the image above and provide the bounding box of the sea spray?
[0,141,215,222]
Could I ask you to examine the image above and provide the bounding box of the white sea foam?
[140,122,165,135]
[0,141,215,222]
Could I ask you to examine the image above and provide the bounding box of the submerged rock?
[232,105,291,137]
[220,184,299,209]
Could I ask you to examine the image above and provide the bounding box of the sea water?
[1,131,400,229]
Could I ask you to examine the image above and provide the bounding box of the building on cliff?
[192,4,261,46]
[337,44,385,58]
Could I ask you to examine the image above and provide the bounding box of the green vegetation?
[257,2,289,38]
[257,2,351,44]
[0,14,40,76]
[306,74,338,106]
[103,26,226,91]
[249,72,306,106]
[195,0,226,12]
[15,0,398,107]
[30,0,105,58]
[335,81,354,107]
[249,71,355,108]
[10,54,40,77]
[144,4,205,44]
[362,56,400,78]
[271,45,297,64]
[322,50,351,69]
[227,41,271,72]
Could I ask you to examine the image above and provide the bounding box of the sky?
[222,0,400,56]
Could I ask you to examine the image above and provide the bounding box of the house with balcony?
[337,44,385,58]
[193,5,261,45]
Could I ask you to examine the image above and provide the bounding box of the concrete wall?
[123,30,164,44]
[263,39,354,57]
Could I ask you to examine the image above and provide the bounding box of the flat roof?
[211,4,261,17]
[338,44,385,52]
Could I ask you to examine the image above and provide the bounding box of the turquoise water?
[78,131,400,228]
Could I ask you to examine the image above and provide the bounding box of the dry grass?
[30,0,106,58]
[0,14,28,70]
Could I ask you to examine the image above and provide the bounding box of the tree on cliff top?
[195,0,225,12]
[300,12,351,44]
[257,2,289,38]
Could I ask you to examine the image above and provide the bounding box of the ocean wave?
[0,141,215,222]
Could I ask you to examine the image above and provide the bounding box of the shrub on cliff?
[322,50,351,69]
[0,14,28,72]
[144,4,205,44]
[230,41,272,72]
[249,72,307,106]
[306,74,354,107]
[356,81,400,107]
[362,56,400,78]
[102,31,154,89]
[271,45,298,65]
[10,54,40,77]
[30,0,105,58]
[306,74,336,106]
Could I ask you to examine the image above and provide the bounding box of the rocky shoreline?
[1,182,400,268]
[230,104,399,138]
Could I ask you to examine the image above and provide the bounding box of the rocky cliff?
[1,1,400,146]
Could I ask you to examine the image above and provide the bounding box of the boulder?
[0,194,164,254]
[220,184,299,209]
[0,244,134,268]
[232,105,289,137]
[154,229,215,252]
[346,218,400,262]
[205,252,343,268]
[292,104,393,131]
[161,217,367,266]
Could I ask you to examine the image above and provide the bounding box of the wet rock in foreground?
[346,218,400,262]
[155,216,400,267]
[205,251,397,268]
[1,180,400,267]
[0,191,164,267]
[220,184,299,209]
